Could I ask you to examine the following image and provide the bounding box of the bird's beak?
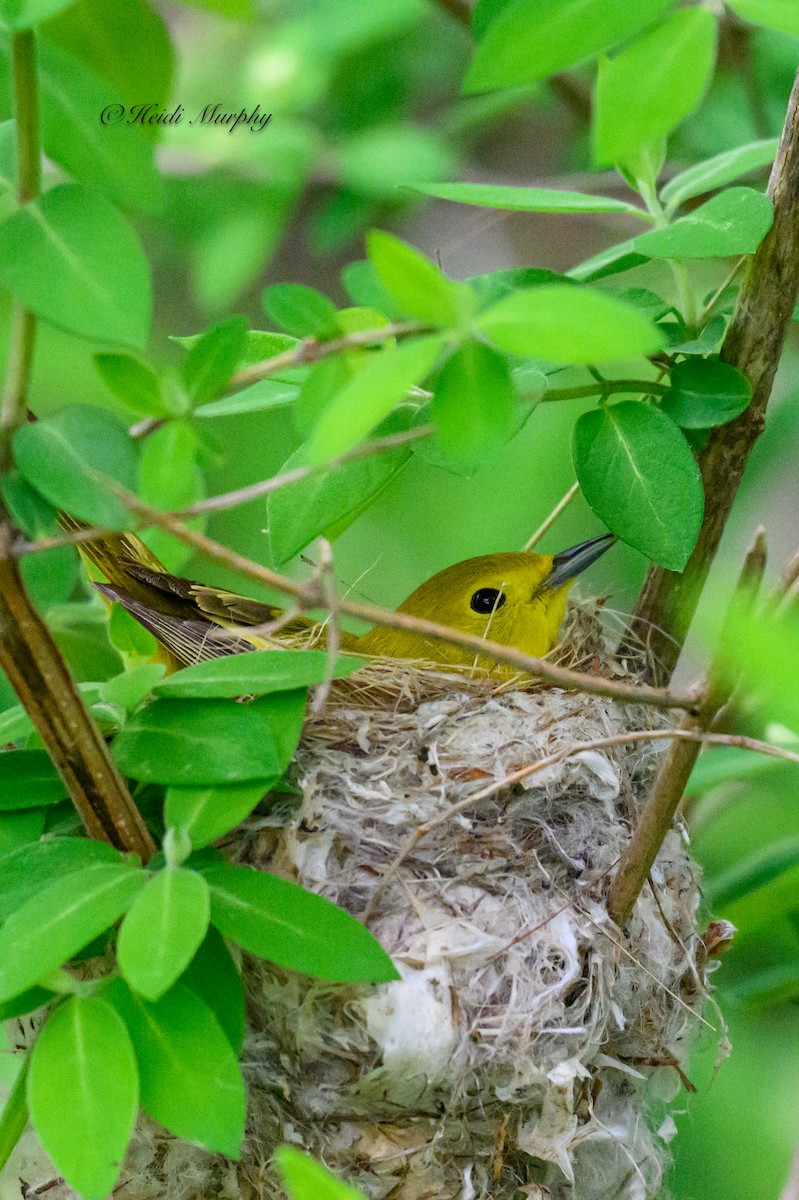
[543,533,616,591]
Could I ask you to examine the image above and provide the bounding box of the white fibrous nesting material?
[4,605,717,1200]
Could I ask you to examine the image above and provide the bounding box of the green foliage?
[112,692,308,785]
[476,284,664,362]
[0,184,151,346]
[104,977,246,1158]
[152,648,364,698]
[367,230,473,327]
[593,9,717,168]
[633,188,773,258]
[13,405,138,527]
[660,138,779,213]
[411,180,649,217]
[165,780,274,850]
[572,401,703,570]
[432,340,516,468]
[95,353,171,419]
[661,358,752,429]
[263,283,341,340]
[27,996,139,1200]
[202,863,400,982]
[727,0,799,35]
[305,334,445,463]
[180,927,246,1053]
[465,0,672,93]
[0,862,145,1003]
[0,748,67,808]
[275,1146,366,1200]
[117,868,211,1000]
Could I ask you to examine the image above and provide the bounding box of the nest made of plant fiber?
[3,600,719,1200]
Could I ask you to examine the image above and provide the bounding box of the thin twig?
[524,481,581,550]
[310,538,339,716]
[227,322,421,393]
[15,424,434,556]
[624,64,799,683]
[607,530,768,928]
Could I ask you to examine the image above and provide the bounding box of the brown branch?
[606,530,767,928]
[0,525,155,858]
[110,484,699,714]
[0,31,153,862]
[623,65,799,684]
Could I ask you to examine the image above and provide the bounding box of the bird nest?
[6,601,720,1200]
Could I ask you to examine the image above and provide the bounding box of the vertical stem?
[0,31,154,860]
[0,31,40,464]
[622,66,799,684]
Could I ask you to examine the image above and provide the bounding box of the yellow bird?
[65,517,613,673]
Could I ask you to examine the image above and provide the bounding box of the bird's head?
[389,533,615,662]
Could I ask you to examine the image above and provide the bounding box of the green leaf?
[338,124,455,198]
[707,838,799,932]
[0,469,58,538]
[180,927,245,1054]
[0,809,45,853]
[2,39,163,214]
[0,984,54,1020]
[367,230,472,328]
[182,315,248,405]
[95,353,167,418]
[267,410,414,564]
[666,314,726,356]
[661,358,752,429]
[0,835,126,921]
[572,401,703,570]
[13,405,138,529]
[726,0,799,35]
[101,663,167,712]
[109,604,158,658]
[0,862,145,1003]
[1,0,76,32]
[593,8,717,169]
[202,864,399,983]
[686,746,781,795]
[263,283,340,340]
[568,239,649,283]
[464,0,672,93]
[27,996,138,1200]
[633,188,774,259]
[305,335,445,465]
[154,649,364,699]
[0,750,67,810]
[432,340,516,468]
[466,266,570,309]
[0,183,151,347]
[194,380,299,419]
[477,284,664,362]
[341,259,405,319]
[113,692,307,785]
[104,978,245,1158]
[275,1147,365,1200]
[117,868,211,1001]
[43,0,174,115]
[0,1057,29,1178]
[410,181,648,218]
[660,138,779,213]
[165,781,274,850]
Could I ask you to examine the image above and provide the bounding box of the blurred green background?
[4,1,799,1194]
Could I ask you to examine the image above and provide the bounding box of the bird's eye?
[470,588,506,615]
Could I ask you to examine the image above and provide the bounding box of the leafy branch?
[624,65,799,684]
